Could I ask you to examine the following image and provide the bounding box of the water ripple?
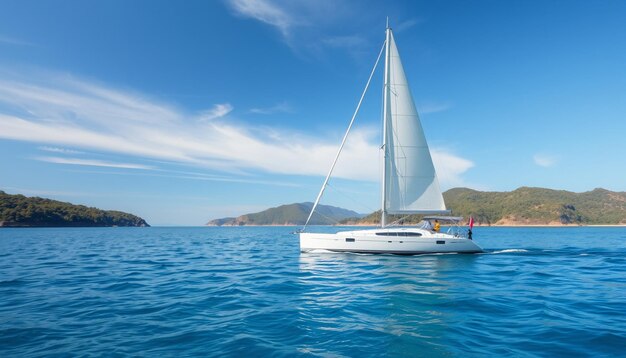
[1,226,626,356]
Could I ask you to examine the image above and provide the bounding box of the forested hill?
[0,191,149,227]
[445,187,626,225]
[207,202,362,226]
[342,187,626,226]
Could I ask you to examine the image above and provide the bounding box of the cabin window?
[345,238,355,242]
[376,232,422,237]
[436,240,445,245]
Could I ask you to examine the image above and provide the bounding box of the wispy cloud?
[39,146,85,154]
[224,0,370,56]
[36,156,156,170]
[395,18,423,33]
[197,103,233,121]
[249,101,292,114]
[533,153,558,167]
[431,149,474,189]
[226,0,294,38]
[0,71,474,187]
[416,101,452,114]
[64,168,300,187]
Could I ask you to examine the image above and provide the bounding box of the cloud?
[197,103,233,121]
[431,149,474,189]
[226,0,294,38]
[533,154,557,167]
[0,72,473,187]
[394,18,423,33]
[416,101,452,114]
[224,0,370,57]
[249,101,292,114]
[64,168,301,187]
[39,146,85,154]
[36,156,156,170]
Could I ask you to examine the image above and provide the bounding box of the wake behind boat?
[300,21,482,255]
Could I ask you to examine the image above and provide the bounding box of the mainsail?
[383,30,447,215]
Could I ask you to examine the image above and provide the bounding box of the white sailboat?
[299,23,482,254]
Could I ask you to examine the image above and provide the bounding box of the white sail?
[383,30,447,214]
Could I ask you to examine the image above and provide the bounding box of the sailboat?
[299,23,483,254]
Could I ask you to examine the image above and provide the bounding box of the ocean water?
[1,226,625,357]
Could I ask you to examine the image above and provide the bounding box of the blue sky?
[1,0,625,225]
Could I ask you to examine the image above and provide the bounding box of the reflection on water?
[298,252,481,356]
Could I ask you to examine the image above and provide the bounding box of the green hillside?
[0,191,149,227]
[206,202,362,226]
[342,187,626,226]
[444,187,626,225]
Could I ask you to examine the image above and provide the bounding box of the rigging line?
[302,40,387,232]
[308,209,341,225]
[387,214,412,227]
[326,183,378,215]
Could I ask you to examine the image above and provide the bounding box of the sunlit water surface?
[1,226,625,357]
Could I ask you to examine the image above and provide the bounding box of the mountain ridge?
[208,187,626,226]
[206,202,362,226]
[442,186,626,226]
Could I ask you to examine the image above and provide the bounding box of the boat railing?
[444,222,472,239]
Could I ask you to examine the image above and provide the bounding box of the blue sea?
[1,226,625,357]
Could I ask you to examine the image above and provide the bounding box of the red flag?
[469,216,474,230]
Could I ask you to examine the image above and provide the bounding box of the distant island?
[207,187,626,226]
[206,202,363,226]
[0,191,149,227]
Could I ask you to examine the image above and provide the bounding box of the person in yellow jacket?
[433,220,440,232]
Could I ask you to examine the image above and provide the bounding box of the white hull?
[300,228,482,255]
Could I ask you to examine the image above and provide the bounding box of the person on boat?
[433,220,440,232]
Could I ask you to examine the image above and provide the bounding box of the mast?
[381,22,391,228]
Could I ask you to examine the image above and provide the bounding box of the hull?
[300,228,482,255]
